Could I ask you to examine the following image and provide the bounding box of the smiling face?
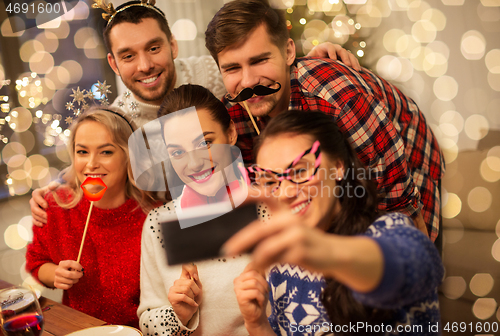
[74,121,128,208]
[162,108,237,197]
[107,18,178,106]
[256,133,343,230]
[218,24,296,118]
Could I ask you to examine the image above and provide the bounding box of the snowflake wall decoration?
[65,80,112,124]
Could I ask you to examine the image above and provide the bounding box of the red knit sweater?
[25,190,147,328]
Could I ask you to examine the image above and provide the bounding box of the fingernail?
[194,273,199,281]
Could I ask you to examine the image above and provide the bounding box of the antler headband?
[92,0,164,25]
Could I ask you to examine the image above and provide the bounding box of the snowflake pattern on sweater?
[267,213,443,336]
[268,264,330,335]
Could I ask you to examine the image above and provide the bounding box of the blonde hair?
[54,107,157,213]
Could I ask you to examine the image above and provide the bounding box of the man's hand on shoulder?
[306,42,361,71]
[30,181,60,227]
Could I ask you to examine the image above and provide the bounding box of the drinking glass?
[0,286,44,336]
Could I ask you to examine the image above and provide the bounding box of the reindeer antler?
[92,0,116,22]
[92,0,164,25]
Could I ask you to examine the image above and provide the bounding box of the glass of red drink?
[0,287,44,336]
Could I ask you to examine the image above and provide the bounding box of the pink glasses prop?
[249,140,322,194]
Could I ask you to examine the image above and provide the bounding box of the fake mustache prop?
[225,82,282,102]
[225,82,282,135]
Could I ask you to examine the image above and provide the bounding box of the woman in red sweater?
[26,108,157,328]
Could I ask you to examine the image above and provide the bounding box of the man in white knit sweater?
[103,1,227,127]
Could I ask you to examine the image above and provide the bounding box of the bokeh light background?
[0,0,499,333]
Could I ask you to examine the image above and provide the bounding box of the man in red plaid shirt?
[205,0,444,241]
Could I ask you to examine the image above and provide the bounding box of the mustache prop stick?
[77,177,108,263]
[225,83,282,135]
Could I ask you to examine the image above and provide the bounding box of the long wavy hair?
[54,107,157,213]
[254,110,394,333]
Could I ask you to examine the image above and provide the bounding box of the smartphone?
[159,203,257,265]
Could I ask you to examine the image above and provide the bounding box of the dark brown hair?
[158,84,231,131]
[103,1,172,54]
[254,110,394,333]
[205,0,289,65]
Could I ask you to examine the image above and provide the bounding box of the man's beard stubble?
[243,94,281,118]
[123,62,176,105]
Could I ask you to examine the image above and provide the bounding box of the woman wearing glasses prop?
[225,110,443,336]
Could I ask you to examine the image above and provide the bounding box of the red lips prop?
[80,177,107,202]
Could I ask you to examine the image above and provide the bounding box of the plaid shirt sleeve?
[292,58,421,219]
[337,93,419,216]
[357,70,444,241]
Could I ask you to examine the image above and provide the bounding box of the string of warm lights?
[0,1,107,198]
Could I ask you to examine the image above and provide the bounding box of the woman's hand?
[224,187,384,293]
[54,260,84,290]
[306,42,361,71]
[168,264,202,326]
[226,208,336,272]
[234,263,274,335]
[224,187,335,272]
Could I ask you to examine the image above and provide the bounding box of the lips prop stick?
[225,83,282,136]
[76,177,108,263]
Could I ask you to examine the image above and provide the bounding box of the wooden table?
[1,279,107,336]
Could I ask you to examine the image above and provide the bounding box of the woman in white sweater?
[137,84,260,336]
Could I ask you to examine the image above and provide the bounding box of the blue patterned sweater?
[267,213,444,335]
